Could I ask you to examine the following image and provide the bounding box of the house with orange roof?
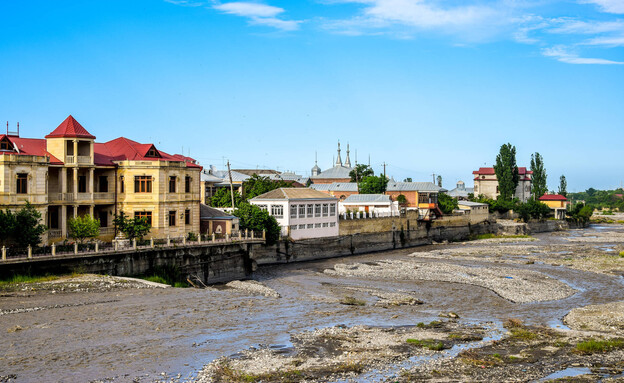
[538,194,568,219]
[0,115,201,243]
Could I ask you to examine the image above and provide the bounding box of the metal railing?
[48,229,62,238]
[0,231,266,262]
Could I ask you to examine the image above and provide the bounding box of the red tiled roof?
[472,167,532,175]
[95,137,200,168]
[0,135,63,164]
[538,194,567,201]
[45,115,96,139]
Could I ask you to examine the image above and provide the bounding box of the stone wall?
[0,242,259,284]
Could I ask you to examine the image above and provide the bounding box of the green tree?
[530,152,548,199]
[0,209,16,246]
[232,202,281,244]
[211,187,243,207]
[244,174,293,200]
[359,175,388,194]
[349,164,374,183]
[516,199,551,222]
[396,194,408,206]
[68,215,100,243]
[437,193,458,214]
[437,175,442,188]
[558,175,567,197]
[494,143,519,201]
[113,212,151,240]
[403,177,412,182]
[13,203,47,247]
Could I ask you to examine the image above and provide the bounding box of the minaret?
[344,143,352,168]
[311,151,321,176]
[335,141,342,167]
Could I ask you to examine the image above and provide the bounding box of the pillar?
[89,205,94,218]
[1,246,5,261]
[61,206,68,237]
[51,243,56,256]
[167,236,170,246]
[95,242,99,253]
[89,168,94,200]
[28,245,32,259]
[73,140,78,164]
[212,233,215,242]
[73,205,78,218]
[150,238,154,248]
[73,167,78,196]
[132,239,137,250]
[74,243,78,255]
[183,236,186,246]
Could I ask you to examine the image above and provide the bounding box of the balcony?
[93,192,115,202]
[65,155,74,164]
[48,229,63,239]
[64,155,92,164]
[77,156,91,164]
[0,193,47,205]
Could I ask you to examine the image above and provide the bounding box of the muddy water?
[1,225,623,382]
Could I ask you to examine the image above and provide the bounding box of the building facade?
[472,167,533,202]
[249,188,339,240]
[0,116,201,243]
[538,194,568,219]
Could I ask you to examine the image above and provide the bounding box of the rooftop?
[342,194,391,204]
[538,194,568,201]
[251,188,337,200]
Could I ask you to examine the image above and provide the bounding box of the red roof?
[45,115,96,139]
[0,135,63,164]
[538,194,567,201]
[473,167,532,175]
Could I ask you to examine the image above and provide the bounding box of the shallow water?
[1,225,623,382]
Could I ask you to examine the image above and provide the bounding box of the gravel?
[325,259,576,303]
[225,280,281,298]
[565,301,624,335]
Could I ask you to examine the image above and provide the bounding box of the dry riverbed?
[1,224,624,382]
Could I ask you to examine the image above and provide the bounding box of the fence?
[0,230,266,262]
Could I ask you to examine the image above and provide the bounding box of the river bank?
[0,224,623,382]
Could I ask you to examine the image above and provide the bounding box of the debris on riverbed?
[195,321,487,383]
[565,301,624,335]
[0,274,168,295]
[225,280,281,298]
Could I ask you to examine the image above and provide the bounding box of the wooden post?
[28,245,32,259]
[74,243,78,255]
[51,243,56,256]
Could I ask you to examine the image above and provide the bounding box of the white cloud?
[542,45,624,64]
[581,0,624,14]
[548,18,624,34]
[212,2,302,30]
[164,0,205,6]
[582,35,624,46]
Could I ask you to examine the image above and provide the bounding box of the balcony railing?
[0,194,47,205]
[99,227,115,235]
[93,192,114,201]
[76,193,92,201]
[77,156,91,164]
[48,229,63,239]
[65,155,74,164]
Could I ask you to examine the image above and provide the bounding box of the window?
[474,185,478,193]
[330,204,336,216]
[496,186,499,193]
[430,194,438,204]
[298,224,305,229]
[418,193,429,203]
[16,173,27,194]
[314,223,321,228]
[307,224,313,229]
[290,205,297,219]
[307,204,313,217]
[168,211,176,226]
[120,176,125,193]
[314,204,321,217]
[322,222,329,227]
[185,209,190,225]
[99,176,108,193]
[271,205,284,218]
[290,225,297,231]
[299,205,306,218]
[257,205,268,211]
[146,148,159,157]
[0,139,11,151]
[135,176,152,193]
[135,211,152,226]
[185,176,191,193]
[330,222,336,227]
[322,204,329,217]
[78,175,87,193]
[169,176,176,193]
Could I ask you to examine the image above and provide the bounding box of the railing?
[0,232,266,262]
[93,192,114,201]
[48,229,63,239]
[99,227,115,235]
[65,155,74,164]
[77,156,91,164]
[340,211,400,219]
[0,194,48,204]
[76,193,92,201]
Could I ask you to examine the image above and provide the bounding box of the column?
[61,167,67,195]
[61,206,67,237]
[89,141,94,165]
[73,167,78,196]
[89,168,94,200]
[89,205,94,217]
[73,140,78,164]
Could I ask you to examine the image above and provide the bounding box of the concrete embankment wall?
[0,243,259,284]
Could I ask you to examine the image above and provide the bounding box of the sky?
[0,0,623,192]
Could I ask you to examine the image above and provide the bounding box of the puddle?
[537,367,592,381]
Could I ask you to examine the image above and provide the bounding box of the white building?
[249,188,339,240]
[472,167,532,202]
[339,194,399,216]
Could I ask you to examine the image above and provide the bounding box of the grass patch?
[406,338,446,351]
[619,251,624,258]
[416,320,443,329]
[448,333,484,342]
[138,265,188,288]
[575,338,624,355]
[458,350,500,367]
[340,296,365,306]
[469,234,533,241]
[0,271,84,286]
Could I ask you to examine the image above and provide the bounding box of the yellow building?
[538,194,568,219]
[0,116,201,243]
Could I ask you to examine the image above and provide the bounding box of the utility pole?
[227,160,235,208]
[432,173,436,183]
[381,162,388,195]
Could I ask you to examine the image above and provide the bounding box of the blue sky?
[1,0,622,192]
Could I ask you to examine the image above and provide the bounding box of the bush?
[516,199,551,222]
[438,193,458,214]
[232,202,281,244]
